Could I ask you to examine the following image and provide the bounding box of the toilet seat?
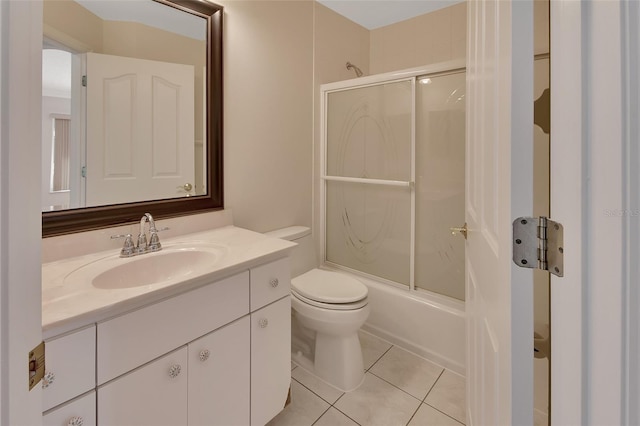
[291,269,368,310]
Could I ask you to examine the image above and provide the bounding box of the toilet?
[265,226,370,392]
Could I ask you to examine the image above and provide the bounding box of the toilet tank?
[264,226,316,278]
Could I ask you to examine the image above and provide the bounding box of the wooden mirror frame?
[42,0,223,237]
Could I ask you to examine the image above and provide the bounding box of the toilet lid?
[291,269,368,304]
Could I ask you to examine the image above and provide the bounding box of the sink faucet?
[136,213,162,254]
[112,213,166,257]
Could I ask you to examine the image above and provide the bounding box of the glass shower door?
[414,71,466,300]
[323,70,466,301]
[324,80,413,286]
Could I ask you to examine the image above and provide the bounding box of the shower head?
[346,61,364,78]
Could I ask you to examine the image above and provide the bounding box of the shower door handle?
[450,223,468,240]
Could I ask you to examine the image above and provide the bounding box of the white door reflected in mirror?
[83,53,195,207]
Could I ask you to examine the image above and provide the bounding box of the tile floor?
[267,331,466,426]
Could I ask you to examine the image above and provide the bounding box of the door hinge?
[82,75,87,87]
[512,216,564,277]
[81,166,86,178]
[28,341,45,391]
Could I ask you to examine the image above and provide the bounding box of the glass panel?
[415,71,466,300]
[326,81,412,181]
[326,181,411,286]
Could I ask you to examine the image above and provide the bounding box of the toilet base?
[290,291,369,392]
[292,334,365,393]
[314,332,365,392]
[291,321,366,392]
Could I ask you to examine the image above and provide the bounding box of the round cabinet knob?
[42,371,55,389]
[199,349,211,362]
[269,278,279,288]
[183,183,193,192]
[67,416,84,426]
[168,364,182,378]
[258,318,269,328]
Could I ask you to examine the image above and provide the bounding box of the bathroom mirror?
[42,0,223,236]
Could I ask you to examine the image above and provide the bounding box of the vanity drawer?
[43,390,96,426]
[250,258,291,311]
[97,271,249,385]
[43,326,96,412]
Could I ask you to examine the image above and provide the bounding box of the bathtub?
[324,266,466,376]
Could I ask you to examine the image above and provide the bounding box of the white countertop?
[42,225,296,339]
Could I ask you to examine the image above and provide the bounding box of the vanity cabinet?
[43,257,291,426]
[42,326,97,426]
[43,391,96,426]
[96,272,249,385]
[98,318,252,426]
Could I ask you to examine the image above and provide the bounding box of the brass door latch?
[28,341,45,390]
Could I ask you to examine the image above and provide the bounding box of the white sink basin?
[63,244,227,290]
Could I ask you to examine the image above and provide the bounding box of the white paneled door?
[85,53,195,206]
[465,1,534,425]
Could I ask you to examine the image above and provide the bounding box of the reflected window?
[51,116,71,192]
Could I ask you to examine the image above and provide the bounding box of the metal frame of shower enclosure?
[319,59,466,296]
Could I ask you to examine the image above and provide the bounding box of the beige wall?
[370,2,467,74]
[534,0,550,55]
[43,0,103,52]
[314,2,370,84]
[369,1,546,75]
[220,0,314,232]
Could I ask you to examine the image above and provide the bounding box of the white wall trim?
[621,1,640,423]
[587,3,624,424]
[550,1,586,423]
[552,1,634,424]
[0,0,44,423]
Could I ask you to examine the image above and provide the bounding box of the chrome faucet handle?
[148,225,169,252]
[148,230,162,252]
[111,233,135,257]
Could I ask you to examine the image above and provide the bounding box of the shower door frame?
[319,59,466,298]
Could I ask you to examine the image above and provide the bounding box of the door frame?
[0,0,44,424]
[550,1,637,424]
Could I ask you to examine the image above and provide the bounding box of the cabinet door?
[188,316,250,426]
[43,391,96,426]
[251,297,291,426]
[98,347,187,426]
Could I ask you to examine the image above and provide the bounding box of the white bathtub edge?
[322,266,467,377]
